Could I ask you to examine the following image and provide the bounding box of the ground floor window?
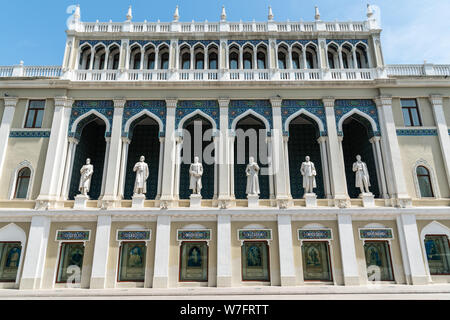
[0,242,21,282]
[118,242,146,282]
[56,242,84,283]
[302,241,332,281]
[363,241,394,281]
[241,241,270,281]
[179,241,208,282]
[424,235,450,275]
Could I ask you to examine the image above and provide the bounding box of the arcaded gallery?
[0,4,450,292]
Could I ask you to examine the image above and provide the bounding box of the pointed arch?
[421,221,450,242]
[231,109,270,131]
[178,109,217,131]
[337,108,378,133]
[0,223,27,245]
[124,109,164,134]
[70,109,111,134]
[284,108,325,133]
[412,158,440,198]
[8,160,34,200]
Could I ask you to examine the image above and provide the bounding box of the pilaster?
[337,214,360,285]
[0,97,18,181]
[277,215,296,286]
[152,215,171,288]
[90,215,112,289]
[217,214,232,286]
[217,99,232,208]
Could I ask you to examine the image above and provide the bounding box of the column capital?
[317,136,328,143]
[165,99,177,108]
[121,137,131,144]
[68,136,80,145]
[3,97,18,108]
[54,96,73,108]
[375,95,392,107]
[429,94,443,106]
[322,97,335,108]
[218,98,230,108]
[270,97,283,108]
[369,136,381,143]
[113,98,126,108]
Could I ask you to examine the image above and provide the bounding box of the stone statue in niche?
[133,156,149,196]
[246,157,260,196]
[189,156,203,195]
[301,156,317,194]
[78,158,93,197]
[353,155,371,194]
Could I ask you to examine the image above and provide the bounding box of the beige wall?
[42,221,97,289]
[168,221,217,288]
[230,221,280,287]
[417,220,450,284]
[398,136,450,198]
[291,221,344,285]
[105,221,156,288]
[352,220,406,284]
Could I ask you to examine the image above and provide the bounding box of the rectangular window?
[241,241,270,281]
[364,241,394,281]
[179,241,208,282]
[24,100,45,128]
[302,241,333,281]
[0,242,21,282]
[401,99,422,127]
[425,235,450,275]
[118,242,146,282]
[56,242,84,283]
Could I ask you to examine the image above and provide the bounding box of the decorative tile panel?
[227,40,269,46]
[129,40,170,48]
[298,229,333,240]
[79,40,121,47]
[396,129,438,136]
[229,100,273,130]
[238,229,272,241]
[334,99,380,137]
[359,228,394,240]
[56,230,90,241]
[175,100,219,129]
[276,40,318,46]
[117,230,151,241]
[281,100,327,136]
[122,100,166,138]
[177,230,211,241]
[68,100,114,139]
[9,131,50,138]
[178,40,220,47]
[326,39,369,46]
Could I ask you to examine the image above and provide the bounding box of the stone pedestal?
[304,193,317,207]
[132,194,146,208]
[247,194,259,208]
[360,193,375,208]
[74,194,89,209]
[189,194,202,208]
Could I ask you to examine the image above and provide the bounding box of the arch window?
[243,52,252,69]
[181,52,190,69]
[147,52,155,69]
[160,52,169,69]
[133,53,141,70]
[278,52,287,69]
[229,52,239,70]
[416,166,434,197]
[257,52,266,69]
[424,235,450,275]
[208,52,218,69]
[328,52,335,69]
[195,52,204,70]
[306,51,314,69]
[14,168,31,199]
[292,52,300,69]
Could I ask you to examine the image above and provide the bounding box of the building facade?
[0,5,450,291]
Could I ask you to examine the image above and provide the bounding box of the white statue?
[189,156,203,195]
[300,156,317,194]
[133,155,149,195]
[353,155,371,194]
[246,157,260,195]
[79,158,93,196]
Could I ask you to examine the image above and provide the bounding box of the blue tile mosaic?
[396,129,438,136]
[227,40,269,46]
[129,40,170,48]
[276,40,318,46]
[68,100,114,140]
[122,100,166,138]
[229,100,273,130]
[9,131,50,138]
[175,100,220,129]
[79,40,121,47]
[326,39,369,46]
[281,100,327,136]
[334,99,380,137]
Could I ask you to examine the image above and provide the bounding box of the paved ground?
[1,285,450,299]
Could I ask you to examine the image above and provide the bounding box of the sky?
[0,0,449,66]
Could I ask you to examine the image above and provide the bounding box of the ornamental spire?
[314,6,321,21]
[367,4,374,18]
[173,5,180,22]
[126,5,132,21]
[268,6,274,21]
[74,4,81,21]
[220,5,227,21]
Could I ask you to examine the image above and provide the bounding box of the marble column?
[317,136,332,199]
[337,214,360,285]
[156,137,165,200]
[90,215,112,289]
[118,137,130,199]
[217,215,232,286]
[370,136,388,199]
[0,97,18,180]
[217,99,231,206]
[277,215,296,286]
[100,137,111,197]
[19,216,51,289]
[152,215,171,288]
[61,137,79,199]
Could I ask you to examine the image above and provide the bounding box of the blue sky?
[0,0,448,66]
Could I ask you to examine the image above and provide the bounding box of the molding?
[8,160,34,200]
[3,97,18,108]
[412,159,441,199]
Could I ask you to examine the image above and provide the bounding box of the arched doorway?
[342,115,380,198]
[68,118,107,200]
[234,115,270,199]
[124,116,160,200]
[179,115,215,200]
[288,114,324,198]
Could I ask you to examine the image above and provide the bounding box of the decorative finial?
[126,5,132,21]
[20,61,24,66]
[173,5,179,22]
[74,4,81,21]
[314,6,320,21]
[268,6,274,21]
[367,4,373,18]
[220,5,227,21]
